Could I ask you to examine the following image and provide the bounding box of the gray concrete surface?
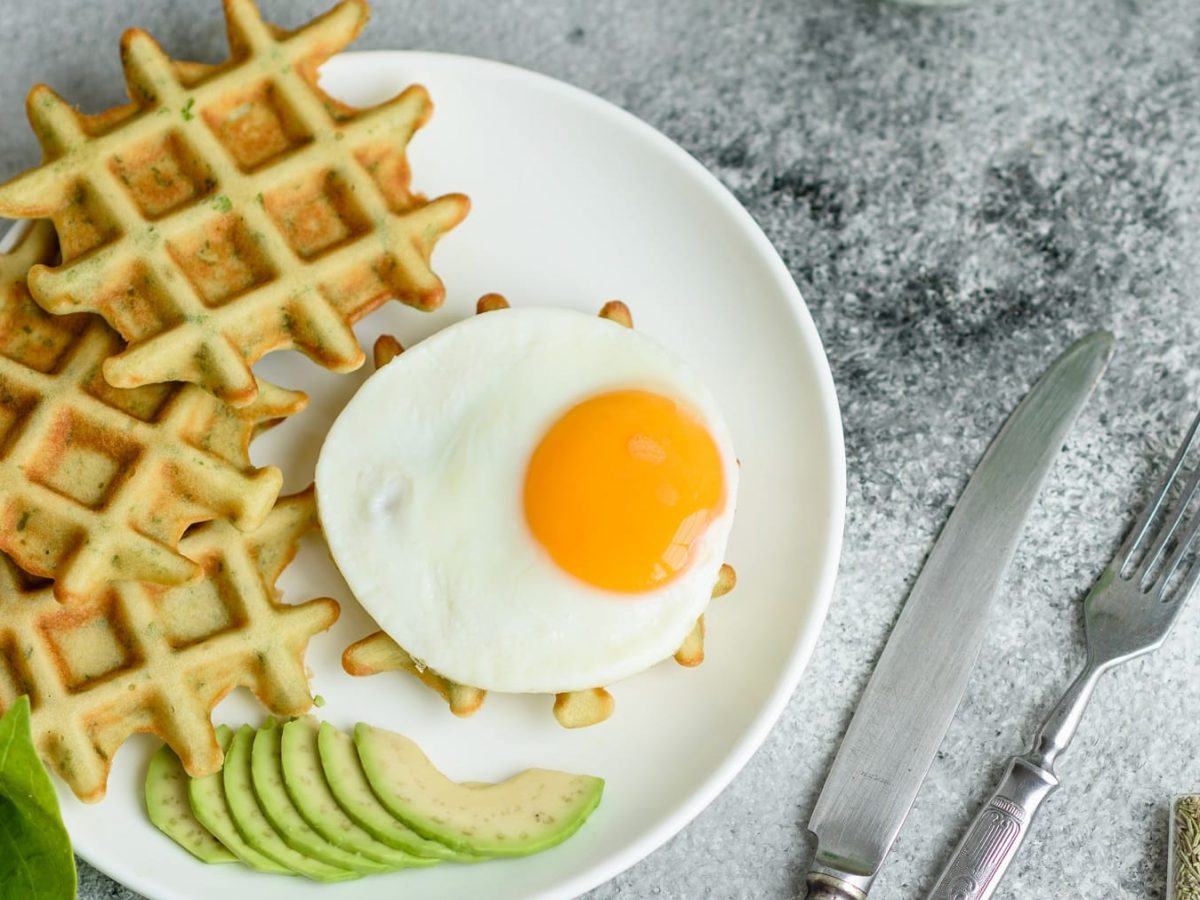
[3,0,1199,897]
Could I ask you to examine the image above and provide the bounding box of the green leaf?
[0,697,76,900]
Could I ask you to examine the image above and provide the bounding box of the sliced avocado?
[251,720,391,874]
[354,722,604,857]
[145,742,236,864]
[316,721,467,861]
[280,717,436,869]
[224,724,358,882]
[188,726,290,875]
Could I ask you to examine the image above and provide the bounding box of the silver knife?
[804,330,1115,900]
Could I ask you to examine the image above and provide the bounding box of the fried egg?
[315,307,738,694]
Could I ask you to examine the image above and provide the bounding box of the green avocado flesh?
[355,722,606,857]
[187,726,290,874]
[280,717,435,869]
[317,721,468,861]
[223,724,358,882]
[251,720,390,874]
[145,743,236,864]
[144,719,604,880]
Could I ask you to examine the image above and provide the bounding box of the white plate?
[64,51,845,900]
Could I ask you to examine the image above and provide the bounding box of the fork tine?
[1157,478,1200,593]
[1169,542,1200,604]
[1142,461,1200,579]
[1120,408,1200,570]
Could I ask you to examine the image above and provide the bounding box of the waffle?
[0,488,338,802]
[341,295,736,728]
[552,688,615,730]
[0,0,469,407]
[344,562,736,728]
[0,221,303,603]
[342,634,485,718]
[674,560,737,667]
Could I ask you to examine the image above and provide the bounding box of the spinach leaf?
[0,696,76,900]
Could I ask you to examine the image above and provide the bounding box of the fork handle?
[925,756,1059,900]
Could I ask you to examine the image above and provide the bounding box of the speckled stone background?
[3,0,1199,897]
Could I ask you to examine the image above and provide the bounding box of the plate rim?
[70,48,847,900]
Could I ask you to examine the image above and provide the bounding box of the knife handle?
[925,756,1059,900]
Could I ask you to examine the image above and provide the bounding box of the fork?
[926,407,1200,900]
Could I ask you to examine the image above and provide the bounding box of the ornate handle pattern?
[926,757,1058,900]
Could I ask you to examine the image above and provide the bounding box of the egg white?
[315,307,738,694]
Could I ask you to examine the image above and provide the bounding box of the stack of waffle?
[0,0,466,802]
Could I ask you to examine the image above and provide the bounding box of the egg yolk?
[523,389,725,593]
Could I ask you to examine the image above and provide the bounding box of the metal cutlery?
[927,405,1200,900]
[804,331,1114,899]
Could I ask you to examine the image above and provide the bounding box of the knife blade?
[804,331,1114,900]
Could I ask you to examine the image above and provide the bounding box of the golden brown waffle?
[340,295,736,729]
[674,560,736,667]
[0,221,303,603]
[0,0,468,407]
[553,689,616,729]
[343,562,735,728]
[342,635,485,718]
[0,488,338,802]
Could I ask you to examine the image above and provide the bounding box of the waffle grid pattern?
[0,0,468,406]
[0,489,339,802]
[0,222,301,603]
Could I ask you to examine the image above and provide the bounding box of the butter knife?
[804,331,1114,899]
